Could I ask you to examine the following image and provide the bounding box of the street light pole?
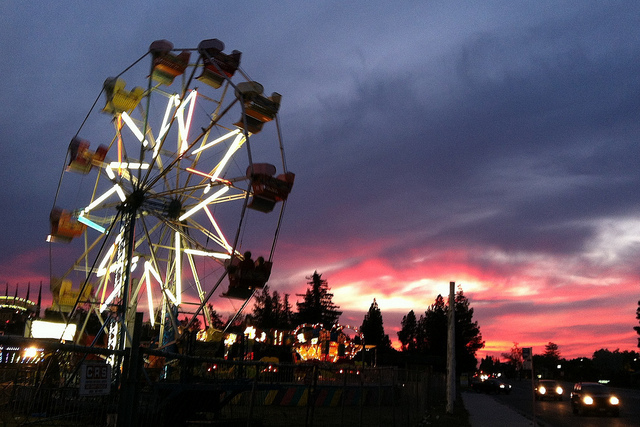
[446,281,456,414]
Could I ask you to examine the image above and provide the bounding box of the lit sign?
[80,363,111,395]
[30,320,77,341]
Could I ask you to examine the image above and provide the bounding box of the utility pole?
[446,281,456,414]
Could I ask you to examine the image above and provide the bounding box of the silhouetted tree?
[532,342,562,379]
[502,342,523,370]
[543,342,561,359]
[281,293,294,329]
[591,348,640,386]
[206,303,225,329]
[418,294,448,367]
[454,290,485,372]
[397,310,419,352]
[360,299,392,350]
[295,271,341,327]
[402,290,484,372]
[250,285,293,331]
[479,355,501,373]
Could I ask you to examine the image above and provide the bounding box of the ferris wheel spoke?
[185,252,212,326]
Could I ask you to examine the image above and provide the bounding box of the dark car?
[472,377,512,394]
[570,382,620,416]
[535,380,564,401]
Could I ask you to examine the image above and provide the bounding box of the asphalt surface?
[462,391,535,427]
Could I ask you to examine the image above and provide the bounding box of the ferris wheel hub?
[122,189,146,212]
[165,198,183,220]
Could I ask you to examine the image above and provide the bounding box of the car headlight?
[610,396,619,405]
[539,386,546,394]
[499,384,505,389]
[583,396,594,405]
[556,387,563,395]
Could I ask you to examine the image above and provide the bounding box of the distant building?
[0,282,41,336]
[0,282,43,365]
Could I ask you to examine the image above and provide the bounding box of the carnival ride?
[292,324,364,363]
[48,38,293,365]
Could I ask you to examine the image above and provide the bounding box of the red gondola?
[67,137,108,174]
[246,163,295,213]
[196,38,242,89]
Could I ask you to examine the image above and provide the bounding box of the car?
[535,380,563,401]
[472,377,512,394]
[570,382,620,416]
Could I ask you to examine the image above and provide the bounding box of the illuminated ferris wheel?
[48,38,294,354]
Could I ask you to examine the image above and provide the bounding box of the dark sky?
[1,1,639,359]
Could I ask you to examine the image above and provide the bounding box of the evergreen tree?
[295,271,342,327]
[206,303,225,329]
[281,293,294,329]
[543,342,561,360]
[251,285,276,329]
[479,355,500,373]
[250,285,293,331]
[399,290,484,372]
[454,290,485,372]
[419,294,448,366]
[360,299,391,350]
[397,310,418,352]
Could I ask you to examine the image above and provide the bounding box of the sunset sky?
[1,1,639,361]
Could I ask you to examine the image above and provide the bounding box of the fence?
[0,337,446,426]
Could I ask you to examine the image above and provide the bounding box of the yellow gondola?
[102,77,144,115]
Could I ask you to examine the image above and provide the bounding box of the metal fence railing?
[0,339,446,427]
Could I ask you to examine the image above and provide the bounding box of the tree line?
[220,271,485,372]
[479,341,640,387]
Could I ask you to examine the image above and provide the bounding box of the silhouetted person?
[238,251,254,272]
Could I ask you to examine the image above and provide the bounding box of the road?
[488,379,640,427]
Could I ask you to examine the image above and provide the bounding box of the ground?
[417,395,470,427]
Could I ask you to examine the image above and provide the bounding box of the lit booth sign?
[27,320,77,341]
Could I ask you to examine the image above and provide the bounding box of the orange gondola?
[233,81,281,134]
[149,39,191,86]
[49,208,86,243]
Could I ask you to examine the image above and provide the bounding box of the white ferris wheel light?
[83,184,127,214]
[176,90,197,155]
[121,111,149,147]
[192,129,241,154]
[178,185,230,221]
[203,205,233,254]
[183,249,231,259]
[175,231,182,305]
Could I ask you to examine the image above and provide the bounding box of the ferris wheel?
[48,38,294,354]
